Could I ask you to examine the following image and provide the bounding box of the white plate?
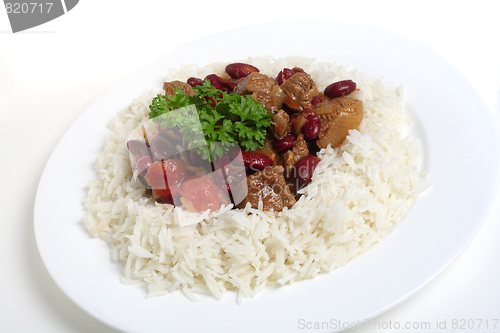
[34,22,500,333]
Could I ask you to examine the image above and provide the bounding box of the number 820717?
[5,2,53,14]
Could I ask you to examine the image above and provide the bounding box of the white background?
[1,0,499,332]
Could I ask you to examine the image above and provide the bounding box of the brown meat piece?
[270,109,291,140]
[270,85,285,110]
[233,72,275,95]
[280,72,318,112]
[284,134,309,178]
[234,73,284,115]
[243,165,296,211]
[252,91,279,113]
[163,81,195,98]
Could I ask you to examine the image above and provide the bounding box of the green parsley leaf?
[148,79,273,162]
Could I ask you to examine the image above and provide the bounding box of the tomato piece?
[163,159,188,183]
[144,160,188,199]
[180,176,221,212]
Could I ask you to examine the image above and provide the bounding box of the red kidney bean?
[302,116,321,140]
[299,109,321,140]
[311,95,323,107]
[324,80,357,98]
[295,155,321,185]
[274,135,295,152]
[241,151,273,171]
[205,96,216,107]
[302,118,321,140]
[276,68,295,85]
[187,77,203,87]
[225,63,260,79]
[291,67,305,73]
[205,74,223,90]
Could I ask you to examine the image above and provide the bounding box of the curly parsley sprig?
[148,80,273,162]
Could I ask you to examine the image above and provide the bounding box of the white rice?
[84,56,428,302]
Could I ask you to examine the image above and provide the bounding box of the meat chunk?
[280,72,318,112]
[284,134,309,178]
[270,109,291,140]
[243,165,295,211]
[163,81,195,98]
[252,91,279,113]
[233,72,275,95]
[270,85,285,110]
[235,73,285,114]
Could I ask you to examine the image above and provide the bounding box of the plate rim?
[34,21,500,333]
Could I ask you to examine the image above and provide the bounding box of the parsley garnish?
[149,80,272,161]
